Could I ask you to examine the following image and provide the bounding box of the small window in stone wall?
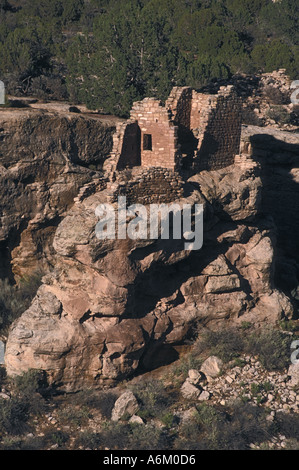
[143,134,152,151]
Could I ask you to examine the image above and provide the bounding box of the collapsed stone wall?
[74,175,109,203]
[109,167,184,205]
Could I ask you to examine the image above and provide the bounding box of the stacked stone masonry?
[130,98,180,170]
[192,86,242,171]
[107,85,242,177]
[74,175,109,203]
[109,168,184,205]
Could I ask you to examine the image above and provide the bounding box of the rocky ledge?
[0,104,118,279]
[4,128,298,391]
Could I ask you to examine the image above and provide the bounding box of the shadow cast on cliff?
[124,215,251,321]
[249,133,299,313]
[122,132,299,322]
[120,133,299,373]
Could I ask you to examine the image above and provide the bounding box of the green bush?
[74,430,102,450]
[176,403,228,450]
[13,369,48,415]
[218,402,271,450]
[71,389,117,419]
[278,320,299,333]
[0,366,6,384]
[174,419,203,450]
[13,369,46,397]
[195,403,227,449]
[194,327,245,363]
[130,379,172,420]
[97,392,118,419]
[242,107,263,126]
[127,423,170,450]
[0,369,48,437]
[18,436,47,450]
[57,404,92,427]
[275,412,299,441]
[250,382,262,397]
[98,421,170,451]
[99,422,131,450]
[194,326,292,372]
[0,398,30,436]
[160,412,176,429]
[266,106,292,126]
[284,439,299,450]
[245,328,292,371]
[170,353,202,380]
[175,401,271,450]
[262,85,289,105]
[46,430,69,448]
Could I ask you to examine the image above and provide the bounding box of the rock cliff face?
[5,122,298,391]
[0,106,117,279]
[241,126,299,303]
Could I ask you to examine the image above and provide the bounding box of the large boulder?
[200,356,223,381]
[111,391,139,421]
[4,152,294,391]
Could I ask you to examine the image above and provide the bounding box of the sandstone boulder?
[111,391,139,421]
[200,356,223,381]
[287,363,299,387]
[129,415,144,425]
[4,136,296,391]
[198,390,211,401]
[188,369,202,385]
[181,379,202,400]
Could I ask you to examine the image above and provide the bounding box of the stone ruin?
[4,81,299,392]
[105,85,242,176]
[102,85,242,205]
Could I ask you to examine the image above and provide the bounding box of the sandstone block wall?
[190,90,213,132]
[130,98,180,170]
[74,175,108,203]
[114,121,141,171]
[166,86,193,130]
[107,85,242,177]
[109,167,184,205]
[192,86,242,171]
